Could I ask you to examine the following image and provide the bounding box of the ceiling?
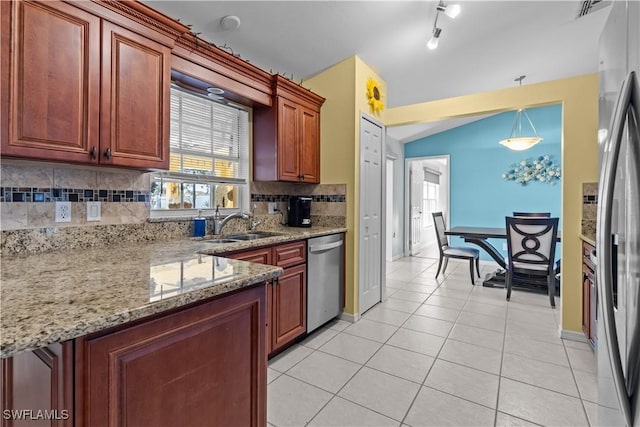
[143,1,610,142]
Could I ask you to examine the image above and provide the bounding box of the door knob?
[104,147,112,160]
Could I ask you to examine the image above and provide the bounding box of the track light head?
[427,27,442,50]
[437,2,461,19]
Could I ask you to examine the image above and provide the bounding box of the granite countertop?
[0,226,345,358]
[580,233,596,247]
[196,226,347,255]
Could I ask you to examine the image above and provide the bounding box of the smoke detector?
[220,15,241,32]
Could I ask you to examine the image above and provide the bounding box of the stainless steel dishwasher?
[307,233,344,333]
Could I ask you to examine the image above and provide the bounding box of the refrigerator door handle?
[597,70,638,427]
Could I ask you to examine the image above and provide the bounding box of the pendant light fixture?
[498,76,543,151]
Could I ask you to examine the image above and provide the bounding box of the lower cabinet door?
[1,342,74,427]
[82,285,266,427]
[271,263,306,354]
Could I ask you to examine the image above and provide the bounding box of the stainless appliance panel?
[307,233,344,333]
[597,2,640,425]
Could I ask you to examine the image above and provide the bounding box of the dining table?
[445,226,561,291]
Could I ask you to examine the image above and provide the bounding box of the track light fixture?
[427,0,460,50]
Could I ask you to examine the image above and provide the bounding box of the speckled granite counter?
[0,239,282,358]
[580,233,596,247]
[0,226,345,358]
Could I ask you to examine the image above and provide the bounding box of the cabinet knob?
[104,147,112,160]
[91,146,98,159]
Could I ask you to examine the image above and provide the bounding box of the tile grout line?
[398,278,471,426]
[561,337,594,426]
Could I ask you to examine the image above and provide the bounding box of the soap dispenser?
[193,209,206,238]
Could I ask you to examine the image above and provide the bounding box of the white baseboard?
[340,312,360,323]
[560,329,588,343]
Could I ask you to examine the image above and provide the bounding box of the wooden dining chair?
[513,212,551,217]
[513,212,561,282]
[505,216,559,307]
[432,212,480,284]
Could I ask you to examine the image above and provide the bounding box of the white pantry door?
[359,116,383,315]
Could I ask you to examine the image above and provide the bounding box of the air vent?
[576,0,610,18]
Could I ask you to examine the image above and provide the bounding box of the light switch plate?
[87,201,101,221]
[268,202,277,214]
[55,201,71,223]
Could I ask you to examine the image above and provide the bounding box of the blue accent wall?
[405,105,562,261]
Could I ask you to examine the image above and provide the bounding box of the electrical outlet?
[87,201,101,221]
[268,202,277,214]
[55,201,71,223]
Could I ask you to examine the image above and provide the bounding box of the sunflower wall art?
[366,77,384,114]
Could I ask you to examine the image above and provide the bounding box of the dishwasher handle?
[308,240,343,253]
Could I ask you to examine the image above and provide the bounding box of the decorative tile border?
[251,194,346,203]
[0,187,149,203]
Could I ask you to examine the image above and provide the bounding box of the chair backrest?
[513,212,551,218]
[432,212,449,251]
[505,216,559,272]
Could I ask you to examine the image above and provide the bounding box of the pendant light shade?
[499,108,543,151]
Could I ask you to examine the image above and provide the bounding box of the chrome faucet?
[214,211,250,234]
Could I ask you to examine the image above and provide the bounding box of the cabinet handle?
[91,146,98,159]
[104,147,112,160]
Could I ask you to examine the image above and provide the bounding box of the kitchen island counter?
[0,239,282,358]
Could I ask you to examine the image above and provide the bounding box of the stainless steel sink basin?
[205,239,240,244]
[204,231,284,244]
[225,232,283,241]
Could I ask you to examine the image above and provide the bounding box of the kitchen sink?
[225,231,284,240]
[205,239,240,244]
[204,231,284,244]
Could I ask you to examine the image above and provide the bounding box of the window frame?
[150,86,251,219]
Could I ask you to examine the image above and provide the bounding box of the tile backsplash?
[0,160,346,255]
[0,160,151,230]
[582,182,597,238]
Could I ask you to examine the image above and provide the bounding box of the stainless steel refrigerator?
[596,0,639,426]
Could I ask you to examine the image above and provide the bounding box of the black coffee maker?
[288,196,312,227]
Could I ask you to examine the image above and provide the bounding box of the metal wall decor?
[502,155,561,185]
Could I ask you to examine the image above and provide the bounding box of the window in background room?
[151,86,249,214]
[422,170,440,230]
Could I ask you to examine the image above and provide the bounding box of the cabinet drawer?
[227,247,272,265]
[273,241,306,268]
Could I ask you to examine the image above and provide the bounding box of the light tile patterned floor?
[267,257,597,427]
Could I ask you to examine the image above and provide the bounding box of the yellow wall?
[385,73,599,332]
[304,57,358,314]
[305,55,387,315]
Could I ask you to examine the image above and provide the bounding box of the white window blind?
[168,87,249,182]
[150,86,250,212]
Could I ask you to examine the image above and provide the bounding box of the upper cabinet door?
[100,21,170,169]
[298,107,320,183]
[1,0,100,163]
[277,97,300,182]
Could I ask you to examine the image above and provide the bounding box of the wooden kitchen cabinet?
[1,285,267,427]
[271,263,306,353]
[226,240,307,357]
[1,342,74,427]
[582,240,597,348]
[79,284,266,427]
[254,75,324,183]
[1,0,170,170]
